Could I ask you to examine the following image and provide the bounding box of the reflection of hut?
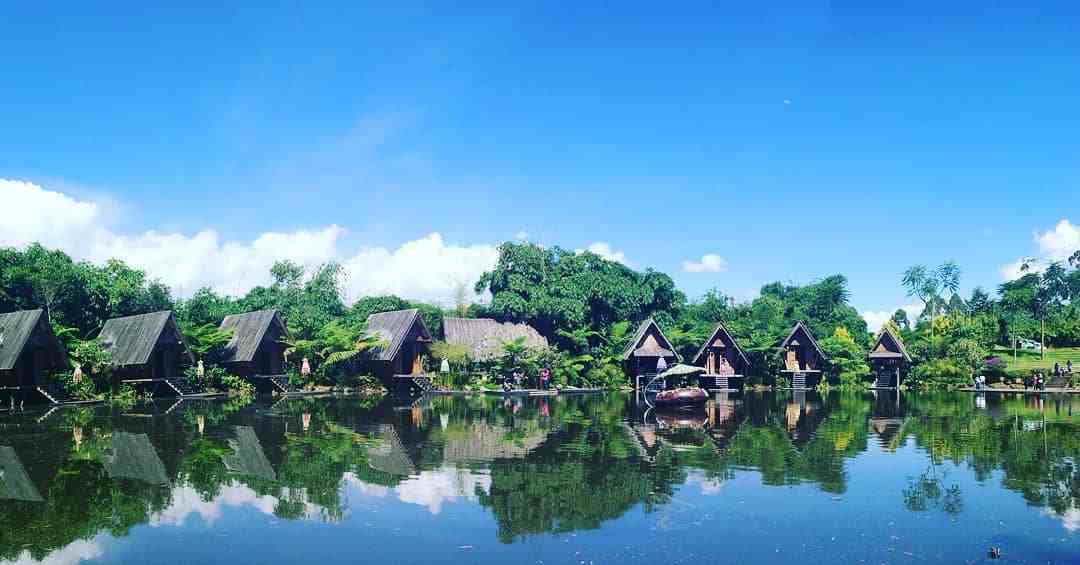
[0,309,69,403]
[367,424,417,477]
[219,310,289,378]
[101,432,170,485]
[0,446,44,501]
[223,426,276,481]
[99,311,193,383]
[692,322,750,391]
[443,318,548,361]
[868,327,911,389]
[778,322,827,389]
[622,319,679,390]
[365,310,432,385]
[442,423,550,463]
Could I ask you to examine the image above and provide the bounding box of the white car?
[1017,338,1043,352]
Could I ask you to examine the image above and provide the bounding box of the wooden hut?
[0,309,69,404]
[99,311,195,394]
[692,322,751,391]
[219,310,290,393]
[778,321,828,389]
[621,318,679,390]
[867,327,911,389]
[365,309,432,388]
[442,317,548,361]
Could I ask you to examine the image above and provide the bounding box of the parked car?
[1017,338,1043,352]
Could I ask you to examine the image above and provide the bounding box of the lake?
[1,391,1078,564]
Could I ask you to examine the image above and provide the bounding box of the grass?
[990,346,1080,373]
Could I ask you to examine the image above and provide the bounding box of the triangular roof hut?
[692,322,750,375]
[442,317,548,361]
[99,311,193,380]
[365,309,432,379]
[219,310,289,376]
[0,309,68,387]
[868,327,912,363]
[779,321,827,372]
[621,318,679,362]
[0,446,44,502]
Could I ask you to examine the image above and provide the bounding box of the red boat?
[652,387,708,408]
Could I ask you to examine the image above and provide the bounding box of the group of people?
[973,359,1074,391]
[1053,360,1074,377]
[501,367,553,392]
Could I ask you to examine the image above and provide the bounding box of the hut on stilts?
[692,322,751,391]
[218,309,292,394]
[778,321,828,390]
[365,309,433,396]
[99,311,196,397]
[0,309,70,405]
[867,326,911,390]
[621,318,679,391]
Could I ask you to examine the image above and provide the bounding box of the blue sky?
[2,2,1079,325]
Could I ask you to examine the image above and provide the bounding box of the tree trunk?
[1041,317,1046,360]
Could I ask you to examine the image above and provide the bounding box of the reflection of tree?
[903,463,963,515]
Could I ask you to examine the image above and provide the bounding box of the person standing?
[540,367,551,390]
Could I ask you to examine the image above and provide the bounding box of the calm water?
[1,391,1079,564]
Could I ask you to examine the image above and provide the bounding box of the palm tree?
[902,261,961,359]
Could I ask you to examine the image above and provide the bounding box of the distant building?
[219,309,289,377]
[621,318,679,389]
[442,317,548,361]
[867,327,911,389]
[99,311,193,381]
[692,322,750,391]
[365,309,432,382]
[779,321,828,390]
[0,309,68,392]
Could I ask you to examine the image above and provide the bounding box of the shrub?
[912,359,970,390]
[981,356,1008,384]
[583,363,625,389]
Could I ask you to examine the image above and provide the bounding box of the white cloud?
[861,303,924,332]
[682,253,728,273]
[575,242,630,265]
[0,179,498,305]
[514,231,530,241]
[1000,219,1080,280]
[341,234,498,305]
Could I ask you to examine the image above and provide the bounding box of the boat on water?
[652,387,708,408]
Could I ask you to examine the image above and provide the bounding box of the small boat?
[652,387,708,408]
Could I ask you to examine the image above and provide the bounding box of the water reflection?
[1,391,1080,563]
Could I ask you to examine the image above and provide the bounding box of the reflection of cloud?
[686,472,724,495]
[393,468,491,515]
[1044,507,1080,532]
[343,472,390,497]
[151,484,280,526]
[4,538,103,565]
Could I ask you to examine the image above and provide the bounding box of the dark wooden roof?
[365,309,432,362]
[99,311,193,367]
[868,326,912,362]
[443,317,548,361]
[367,424,417,477]
[621,318,678,361]
[691,322,750,367]
[219,310,288,364]
[780,321,828,362]
[0,309,68,371]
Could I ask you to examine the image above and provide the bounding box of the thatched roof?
[621,318,678,361]
[0,309,68,372]
[101,432,169,485]
[868,326,911,362]
[365,309,431,362]
[219,310,288,364]
[443,318,548,361]
[0,446,44,502]
[99,311,193,367]
[691,321,750,367]
[780,321,827,362]
[222,426,276,481]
